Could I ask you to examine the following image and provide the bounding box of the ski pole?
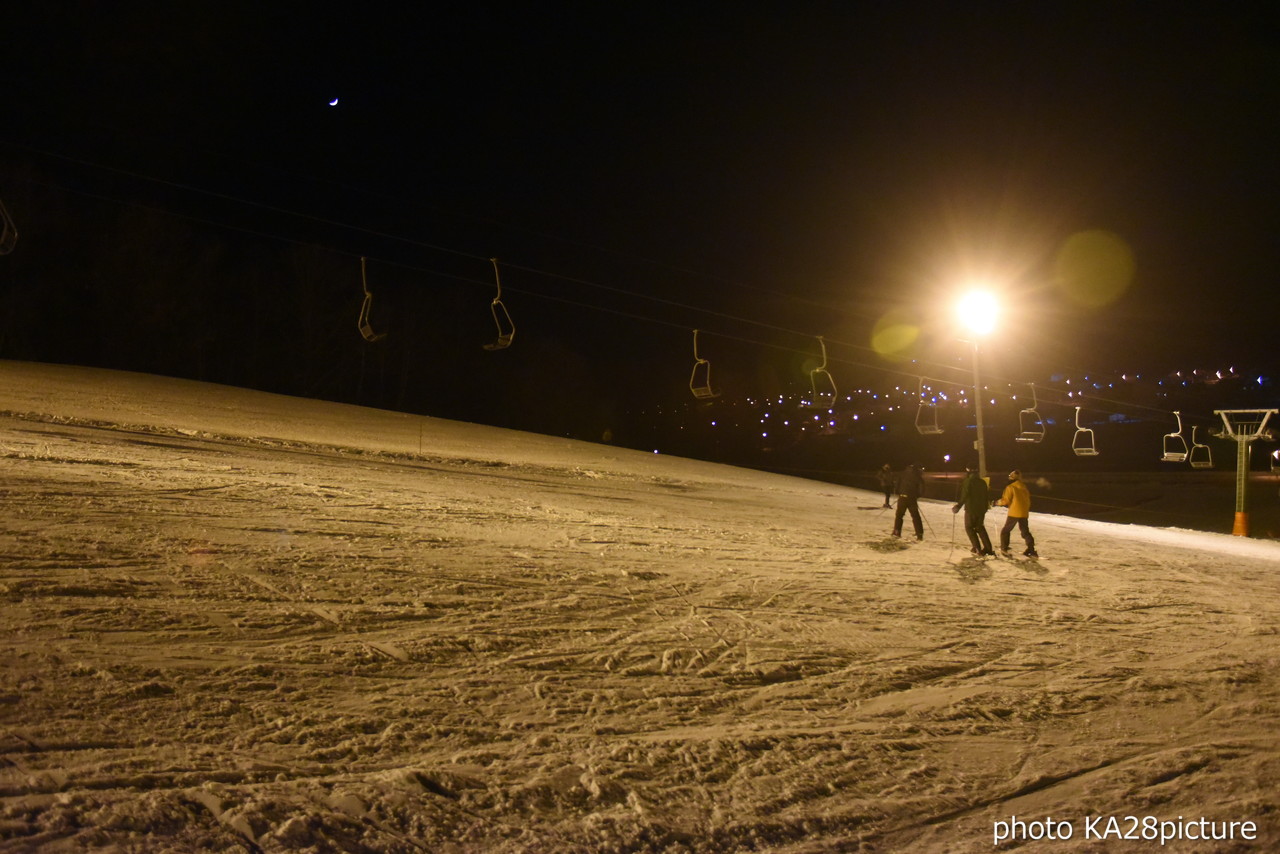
[948,511,957,561]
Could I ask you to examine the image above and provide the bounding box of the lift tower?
[1214,409,1277,537]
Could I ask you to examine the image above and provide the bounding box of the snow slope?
[1,361,1278,853]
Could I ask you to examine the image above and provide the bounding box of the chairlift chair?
[688,329,720,400]
[914,377,943,435]
[1188,425,1213,469]
[484,257,515,351]
[1072,405,1099,456]
[357,257,387,342]
[803,336,837,409]
[0,198,16,255]
[1015,383,1045,443]
[1161,411,1189,462]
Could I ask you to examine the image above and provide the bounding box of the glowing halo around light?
[1054,229,1135,308]
[955,289,998,336]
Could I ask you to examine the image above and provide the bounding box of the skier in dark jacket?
[875,463,894,508]
[891,463,925,540]
[952,465,995,556]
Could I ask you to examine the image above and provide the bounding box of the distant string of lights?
[908,371,1245,428]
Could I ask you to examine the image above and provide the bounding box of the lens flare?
[1054,230,1135,308]
[871,310,920,360]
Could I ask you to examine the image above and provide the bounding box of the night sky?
[2,3,1278,452]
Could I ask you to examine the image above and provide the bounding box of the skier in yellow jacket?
[994,469,1038,558]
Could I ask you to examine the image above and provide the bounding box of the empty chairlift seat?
[1161,411,1189,462]
[803,336,837,409]
[688,329,720,400]
[1188,425,1213,469]
[1072,405,1098,456]
[357,256,388,342]
[484,258,515,351]
[1016,383,1045,443]
[914,377,943,435]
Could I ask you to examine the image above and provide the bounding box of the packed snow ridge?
[1,361,1277,853]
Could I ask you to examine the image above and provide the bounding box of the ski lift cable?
[41,156,1195,399]
[10,128,874,325]
[16,145,1258,415]
[20,142,924,378]
[25,149,922,379]
[1038,357,1246,419]
[17,140,886,355]
[14,165,1233,415]
[10,143,1249,409]
[922,368,1222,426]
[9,141,484,264]
[1029,385,1221,425]
[0,142,1143,399]
[315,246,966,389]
[915,374,981,393]
[864,372,1211,430]
[500,259,893,361]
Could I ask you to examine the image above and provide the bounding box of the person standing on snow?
[891,463,925,541]
[952,465,995,556]
[875,463,894,508]
[994,469,1038,557]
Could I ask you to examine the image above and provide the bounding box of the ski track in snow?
[1,362,1279,852]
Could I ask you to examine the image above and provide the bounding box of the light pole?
[956,290,998,483]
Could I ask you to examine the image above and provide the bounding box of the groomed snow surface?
[2,361,1278,853]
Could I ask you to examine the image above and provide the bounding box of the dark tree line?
[0,154,648,444]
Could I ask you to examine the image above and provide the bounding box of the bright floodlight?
[957,290,998,336]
